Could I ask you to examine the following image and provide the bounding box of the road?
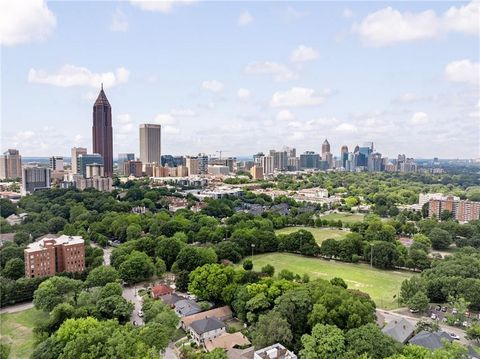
[122,285,144,326]
[378,309,470,345]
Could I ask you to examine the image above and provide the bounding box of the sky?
[1,0,479,159]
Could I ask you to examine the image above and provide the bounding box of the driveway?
[122,285,144,326]
[0,301,34,314]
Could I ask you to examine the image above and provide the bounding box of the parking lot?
[428,304,479,328]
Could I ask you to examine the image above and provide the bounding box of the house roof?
[175,299,201,316]
[190,317,225,335]
[381,318,415,344]
[205,332,251,352]
[161,293,183,306]
[152,284,172,298]
[181,306,232,328]
[227,347,255,359]
[408,331,453,350]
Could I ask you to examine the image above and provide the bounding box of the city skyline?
[1,1,479,158]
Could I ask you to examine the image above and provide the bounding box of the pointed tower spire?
[101,82,103,90]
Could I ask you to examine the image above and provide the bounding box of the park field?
[275,226,348,244]
[246,253,414,309]
[0,308,48,359]
[319,212,365,224]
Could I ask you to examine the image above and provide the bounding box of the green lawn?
[246,253,414,309]
[275,226,348,244]
[320,212,365,224]
[0,308,48,359]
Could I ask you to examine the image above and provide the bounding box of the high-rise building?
[75,177,113,192]
[21,166,51,195]
[71,147,87,174]
[185,157,200,176]
[322,139,330,156]
[139,124,161,165]
[299,151,320,169]
[123,160,143,177]
[78,154,104,178]
[198,154,209,174]
[85,163,104,178]
[0,149,22,179]
[117,153,135,175]
[429,197,480,223]
[24,235,85,278]
[250,165,264,180]
[92,85,113,177]
[340,145,349,168]
[261,155,275,175]
[49,156,64,171]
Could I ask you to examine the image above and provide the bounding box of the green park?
[275,226,348,244]
[246,253,415,309]
[319,212,365,224]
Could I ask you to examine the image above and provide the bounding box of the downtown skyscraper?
[139,124,161,165]
[92,85,113,177]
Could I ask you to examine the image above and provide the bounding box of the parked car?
[435,305,442,311]
[409,308,419,313]
[449,333,460,340]
[452,308,458,315]
[463,321,469,327]
[431,313,437,320]
[442,306,448,312]
[138,310,144,317]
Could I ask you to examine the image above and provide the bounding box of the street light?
[251,243,255,261]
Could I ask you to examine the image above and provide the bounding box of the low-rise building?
[429,197,480,223]
[151,284,173,299]
[24,235,85,278]
[381,318,415,344]
[75,176,113,192]
[175,299,202,317]
[408,330,453,350]
[254,343,297,359]
[205,332,250,352]
[188,317,226,346]
[181,306,233,330]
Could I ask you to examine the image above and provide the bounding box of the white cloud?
[130,0,197,13]
[245,62,297,81]
[355,1,479,47]
[110,9,128,32]
[163,125,180,134]
[355,7,439,46]
[238,11,253,26]
[237,88,251,100]
[270,87,330,107]
[202,80,224,92]
[28,64,130,88]
[443,0,479,35]
[335,123,358,132]
[343,8,354,18]
[154,113,176,125]
[445,59,480,85]
[170,108,196,116]
[116,114,134,134]
[276,110,295,121]
[289,131,305,141]
[409,112,429,125]
[290,45,319,63]
[282,6,309,22]
[0,0,56,46]
[393,93,432,104]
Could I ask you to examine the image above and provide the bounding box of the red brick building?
[24,235,85,278]
[429,197,480,223]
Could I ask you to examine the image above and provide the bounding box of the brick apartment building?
[24,235,85,278]
[429,197,480,223]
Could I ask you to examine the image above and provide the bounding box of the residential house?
[227,347,255,359]
[188,317,226,346]
[160,293,183,307]
[205,332,251,352]
[408,331,453,350]
[381,318,415,344]
[151,284,173,299]
[181,306,233,330]
[175,299,201,317]
[254,343,297,359]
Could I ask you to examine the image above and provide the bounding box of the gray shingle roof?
[190,317,225,335]
[175,299,201,316]
[381,318,415,344]
[408,331,453,350]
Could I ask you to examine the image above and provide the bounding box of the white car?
[138,310,144,317]
[449,333,460,340]
[430,313,437,320]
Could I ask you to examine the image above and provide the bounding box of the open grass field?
[320,212,365,224]
[245,253,414,309]
[275,226,348,244]
[0,308,48,359]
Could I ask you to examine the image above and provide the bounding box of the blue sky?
[1,0,479,159]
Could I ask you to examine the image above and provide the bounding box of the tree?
[13,231,31,246]
[85,265,120,287]
[412,234,431,250]
[47,216,68,233]
[330,277,347,289]
[0,199,16,218]
[400,277,426,306]
[0,243,23,269]
[155,257,167,277]
[118,250,155,284]
[414,319,440,334]
[33,276,82,312]
[261,264,275,277]
[429,228,452,250]
[215,241,243,263]
[466,322,480,344]
[408,291,429,313]
[0,343,11,359]
[173,246,217,273]
[366,241,398,269]
[252,311,293,348]
[97,295,134,323]
[243,259,253,271]
[345,323,402,359]
[156,236,186,270]
[188,264,236,302]
[300,324,346,359]
[126,223,142,241]
[2,258,24,280]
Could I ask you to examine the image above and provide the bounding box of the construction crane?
[216,150,229,159]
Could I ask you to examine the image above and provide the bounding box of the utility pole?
[251,243,255,261]
[370,243,374,268]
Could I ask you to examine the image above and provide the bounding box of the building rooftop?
[381,318,415,344]
[254,344,297,359]
[175,299,202,316]
[408,330,452,350]
[205,332,251,352]
[25,235,84,253]
[190,317,225,335]
[181,306,233,328]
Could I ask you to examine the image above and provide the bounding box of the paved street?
[122,285,144,326]
[378,309,470,345]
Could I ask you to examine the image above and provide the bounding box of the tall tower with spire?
[322,139,330,155]
[92,84,113,177]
